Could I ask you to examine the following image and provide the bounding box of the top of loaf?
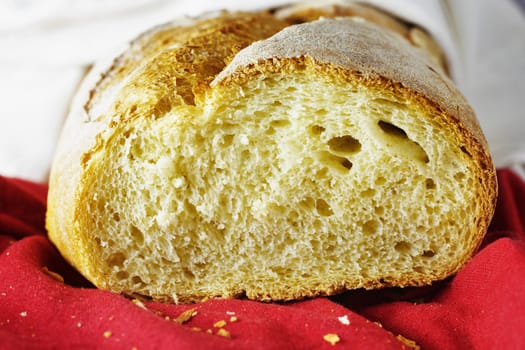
[83,11,290,123]
[214,17,484,149]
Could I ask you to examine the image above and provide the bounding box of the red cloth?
[1,170,524,349]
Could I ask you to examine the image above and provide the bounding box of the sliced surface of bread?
[46,7,497,303]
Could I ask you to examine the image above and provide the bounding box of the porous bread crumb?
[213,319,227,328]
[217,328,231,338]
[103,331,112,338]
[175,308,197,324]
[323,333,340,345]
[337,315,350,325]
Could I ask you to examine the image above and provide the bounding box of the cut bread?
[46,6,497,303]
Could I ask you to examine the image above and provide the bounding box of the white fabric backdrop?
[1,0,524,182]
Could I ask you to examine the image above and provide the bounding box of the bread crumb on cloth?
[217,328,231,338]
[213,319,227,328]
[396,334,420,349]
[42,266,64,283]
[323,333,340,345]
[337,315,350,325]
[132,299,146,310]
[175,308,198,324]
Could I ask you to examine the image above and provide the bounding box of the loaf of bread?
[46,3,497,303]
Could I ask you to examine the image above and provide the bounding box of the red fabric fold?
[1,169,524,349]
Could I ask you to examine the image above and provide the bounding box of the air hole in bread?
[130,141,144,160]
[270,119,291,128]
[317,151,353,173]
[425,178,436,190]
[108,252,126,267]
[300,196,315,210]
[183,267,196,280]
[327,135,361,154]
[375,176,387,186]
[309,125,326,136]
[454,172,466,181]
[378,121,408,138]
[363,219,380,234]
[131,275,145,286]
[316,108,328,116]
[254,110,266,118]
[361,188,376,198]
[266,119,291,135]
[112,212,121,222]
[422,250,436,258]
[315,199,333,216]
[272,203,288,216]
[340,158,352,170]
[130,225,144,245]
[377,120,429,163]
[222,134,234,146]
[374,206,385,215]
[116,271,129,280]
[394,241,413,255]
[241,150,251,162]
[460,146,471,157]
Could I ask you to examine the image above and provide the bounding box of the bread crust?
[46,6,497,303]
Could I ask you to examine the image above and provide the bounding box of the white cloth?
[1,0,524,182]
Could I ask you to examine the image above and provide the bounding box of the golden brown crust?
[84,12,290,123]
